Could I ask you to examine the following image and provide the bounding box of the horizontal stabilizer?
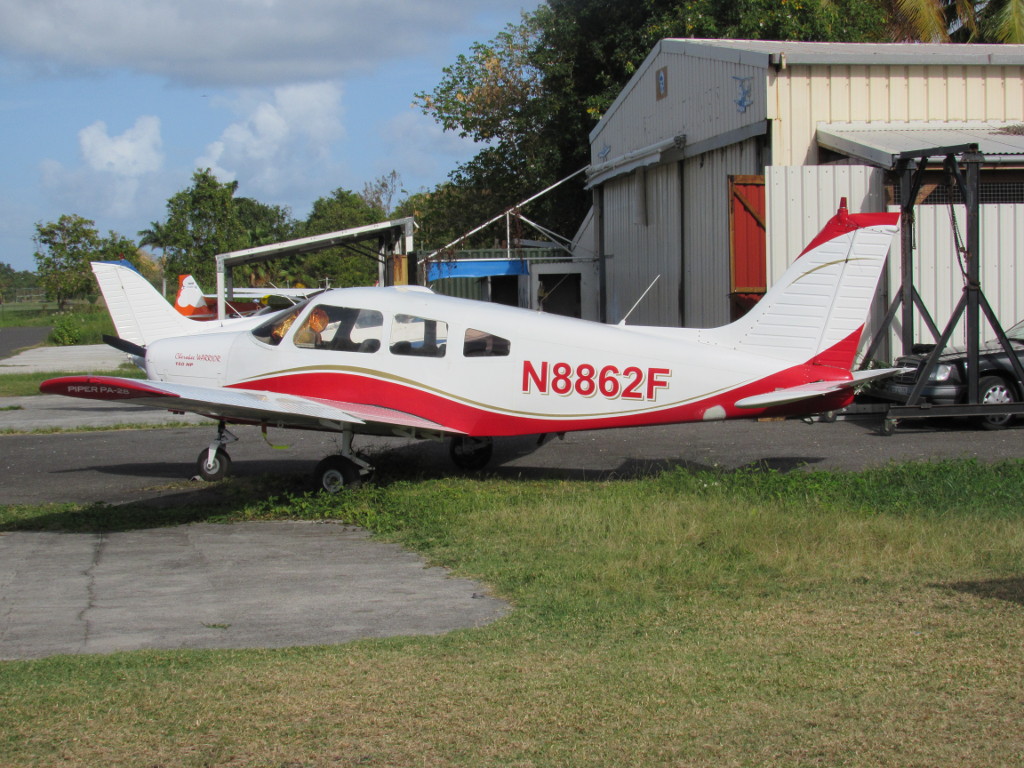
[734,368,909,409]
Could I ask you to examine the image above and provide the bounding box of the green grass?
[0,303,114,342]
[0,304,56,327]
[2,461,1023,766]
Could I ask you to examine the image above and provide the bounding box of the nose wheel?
[194,422,238,481]
[196,447,231,481]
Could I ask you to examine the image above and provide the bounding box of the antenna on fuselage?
[617,275,660,326]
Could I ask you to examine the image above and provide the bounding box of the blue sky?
[0,0,533,272]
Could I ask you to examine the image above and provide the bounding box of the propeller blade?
[102,334,146,358]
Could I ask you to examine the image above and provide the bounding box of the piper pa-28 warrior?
[43,202,901,492]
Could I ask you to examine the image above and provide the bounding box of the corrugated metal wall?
[682,140,763,328]
[771,65,1024,165]
[602,163,682,326]
[899,204,1024,348]
[765,165,886,283]
[592,48,766,166]
[591,42,1024,340]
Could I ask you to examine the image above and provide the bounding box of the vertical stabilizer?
[92,262,203,345]
[702,201,899,370]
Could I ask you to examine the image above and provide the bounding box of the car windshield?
[1005,320,1024,342]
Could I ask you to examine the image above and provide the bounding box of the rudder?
[92,262,202,346]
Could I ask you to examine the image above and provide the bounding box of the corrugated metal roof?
[664,39,1024,67]
[817,121,1024,168]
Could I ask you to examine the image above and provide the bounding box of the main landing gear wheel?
[449,436,494,471]
[315,455,363,493]
[196,447,231,482]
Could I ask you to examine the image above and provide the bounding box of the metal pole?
[899,159,916,355]
[964,149,982,405]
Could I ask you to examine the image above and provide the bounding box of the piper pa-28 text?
[42,202,901,491]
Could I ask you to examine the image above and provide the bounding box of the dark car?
[875,320,1024,429]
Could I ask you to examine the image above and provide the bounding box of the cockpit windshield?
[251,299,313,345]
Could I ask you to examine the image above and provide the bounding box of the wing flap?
[39,376,457,434]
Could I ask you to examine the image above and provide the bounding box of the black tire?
[978,375,1015,430]
[880,417,898,436]
[314,455,362,493]
[449,436,494,471]
[196,448,230,482]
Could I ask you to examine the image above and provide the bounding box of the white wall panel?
[895,204,1024,349]
[771,65,1024,166]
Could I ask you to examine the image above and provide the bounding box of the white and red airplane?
[173,273,322,321]
[44,202,900,491]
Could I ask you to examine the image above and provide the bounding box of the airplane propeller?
[102,334,146,358]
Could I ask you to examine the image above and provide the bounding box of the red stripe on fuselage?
[224,332,862,436]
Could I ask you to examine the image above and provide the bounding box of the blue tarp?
[427,259,529,281]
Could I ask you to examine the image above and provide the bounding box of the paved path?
[0,522,507,660]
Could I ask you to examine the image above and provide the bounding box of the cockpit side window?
[390,314,448,358]
[463,328,511,357]
[294,305,383,352]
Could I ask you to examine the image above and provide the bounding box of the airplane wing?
[734,368,909,409]
[39,376,461,435]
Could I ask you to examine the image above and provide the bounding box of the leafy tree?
[33,215,102,310]
[301,188,387,287]
[161,169,248,287]
[138,219,172,295]
[416,0,890,248]
[98,231,141,266]
[361,171,405,218]
[884,0,1024,42]
[232,197,298,287]
[0,262,38,302]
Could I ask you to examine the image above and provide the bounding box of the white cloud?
[39,116,168,220]
[197,82,345,197]
[79,116,163,176]
[0,0,530,87]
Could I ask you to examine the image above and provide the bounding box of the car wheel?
[978,375,1015,430]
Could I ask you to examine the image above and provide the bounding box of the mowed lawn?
[2,460,1023,767]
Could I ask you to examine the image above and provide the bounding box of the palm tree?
[137,220,171,297]
[886,0,1024,43]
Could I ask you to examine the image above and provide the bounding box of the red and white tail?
[703,201,900,371]
[174,274,218,320]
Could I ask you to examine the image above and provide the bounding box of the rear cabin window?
[463,328,511,357]
[292,305,383,352]
[390,314,447,358]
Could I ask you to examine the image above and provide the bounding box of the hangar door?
[728,175,766,320]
